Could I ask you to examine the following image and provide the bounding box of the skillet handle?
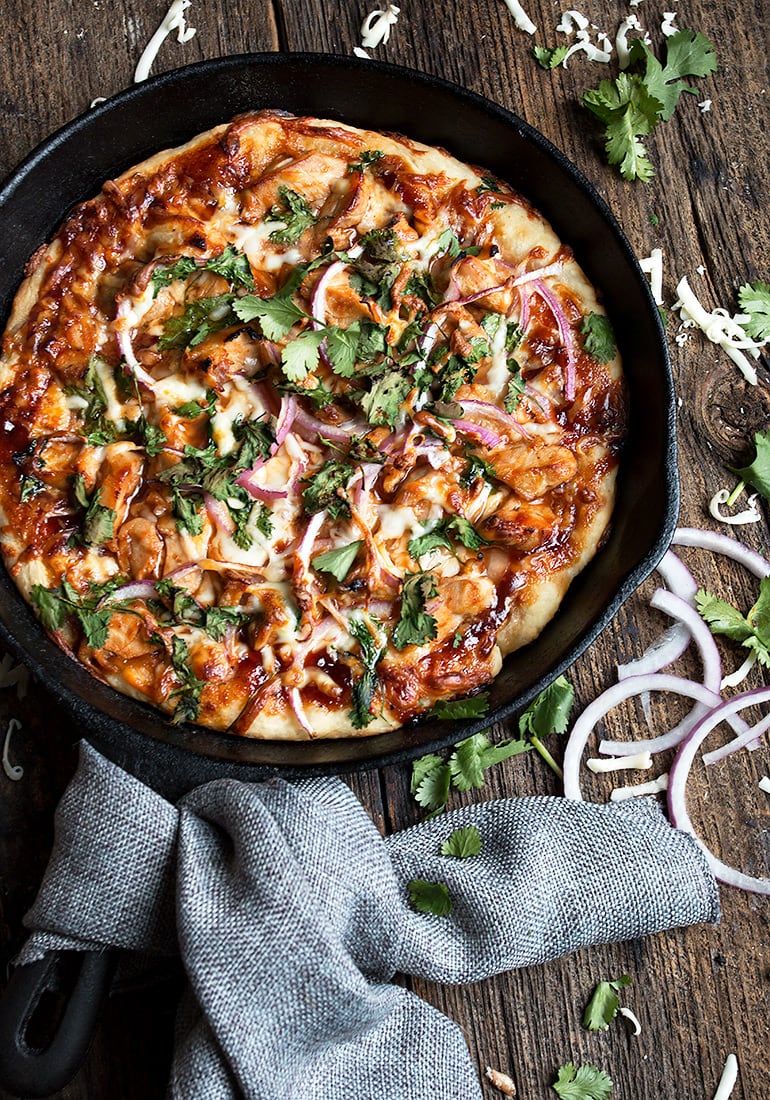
[0,949,116,1098]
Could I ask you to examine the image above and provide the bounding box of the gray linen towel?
[19,742,719,1099]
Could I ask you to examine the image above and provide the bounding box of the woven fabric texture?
[20,743,719,1099]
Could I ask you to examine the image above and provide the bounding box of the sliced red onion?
[509,261,564,287]
[273,395,297,452]
[452,281,511,307]
[672,527,770,579]
[453,419,504,448]
[532,278,577,402]
[563,673,725,800]
[98,579,157,607]
[289,687,315,738]
[115,323,156,389]
[515,284,530,331]
[702,709,770,766]
[721,651,757,690]
[617,624,691,682]
[668,685,770,893]
[310,260,346,328]
[295,510,326,570]
[458,397,529,440]
[655,549,698,603]
[205,493,235,536]
[293,404,360,445]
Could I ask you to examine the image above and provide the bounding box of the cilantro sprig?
[517,675,575,779]
[737,280,770,341]
[30,578,126,649]
[411,731,530,814]
[582,975,632,1032]
[348,617,387,729]
[730,429,770,503]
[264,186,318,246]
[151,245,254,296]
[695,578,770,667]
[552,1062,613,1100]
[582,30,717,181]
[392,571,438,650]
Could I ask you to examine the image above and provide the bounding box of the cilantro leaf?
[71,475,116,547]
[19,474,45,502]
[360,370,411,428]
[552,1063,613,1100]
[392,571,438,650]
[348,228,402,310]
[66,355,118,446]
[301,459,355,519]
[583,73,661,182]
[433,693,490,720]
[413,757,452,812]
[408,516,489,560]
[630,30,717,121]
[159,294,236,350]
[203,244,255,289]
[407,879,452,916]
[169,636,205,724]
[583,975,632,1031]
[534,43,569,69]
[475,176,500,194]
[348,617,386,728]
[325,322,361,377]
[281,328,327,382]
[30,585,68,633]
[440,824,482,859]
[504,372,525,413]
[151,255,198,294]
[730,430,770,502]
[580,313,617,363]
[449,731,530,790]
[461,450,497,489]
[696,581,770,667]
[311,540,363,582]
[233,294,307,340]
[348,149,385,173]
[264,186,317,246]
[518,675,575,738]
[737,281,770,342]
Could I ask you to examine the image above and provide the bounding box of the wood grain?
[1,0,769,1097]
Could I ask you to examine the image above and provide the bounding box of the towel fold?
[19,742,719,1099]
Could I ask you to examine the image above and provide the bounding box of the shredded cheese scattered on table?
[712,1054,739,1100]
[501,0,537,36]
[610,773,669,801]
[674,275,764,385]
[134,0,196,84]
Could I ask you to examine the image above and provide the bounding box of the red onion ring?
[289,687,315,738]
[205,493,236,536]
[531,278,577,402]
[458,398,529,440]
[672,528,770,579]
[97,579,157,607]
[668,685,770,894]
[293,404,361,445]
[273,395,297,451]
[452,419,504,449]
[563,673,725,800]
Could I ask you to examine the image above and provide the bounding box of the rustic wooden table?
[1,1,769,1097]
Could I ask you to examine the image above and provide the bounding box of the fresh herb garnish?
[533,43,570,69]
[696,579,770,667]
[348,617,386,729]
[168,635,206,724]
[264,186,317,246]
[65,355,118,445]
[159,293,236,351]
[582,30,717,182]
[580,313,617,363]
[407,879,452,916]
[348,228,402,310]
[440,824,482,858]
[460,450,497,489]
[737,280,770,341]
[19,474,45,502]
[233,293,306,340]
[301,459,355,519]
[348,149,385,173]
[360,369,411,428]
[730,429,770,502]
[475,176,500,194]
[30,578,122,649]
[411,730,530,813]
[392,571,438,649]
[517,675,575,778]
[408,516,489,560]
[583,975,632,1032]
[311,540,363,582]
[72,473,116,547]
[432,693,490,720]
[151,245,254,296]
[552,1063,613,1100]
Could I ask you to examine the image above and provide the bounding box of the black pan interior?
[0,53,678,789]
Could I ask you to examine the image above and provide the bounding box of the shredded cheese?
[587,751,652,773]
[134,0,196,84]
[501,0,537,35]
[638,248,664,306]
[661,11,678,37]
[699,99,713,113]
[618,1006,642,1036]
[759,776,770,795]
[615,14,641,68]
[709,488,762,526]
[721,652,757,690]
[359,4,400,50]
[610,773,668,801]
[712,1054,739,1100]
[2,718,23,782]
[674,275,764,385]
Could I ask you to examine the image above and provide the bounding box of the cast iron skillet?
[0,54,677,1096]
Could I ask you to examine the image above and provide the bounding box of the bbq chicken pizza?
[0,111,626,739]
